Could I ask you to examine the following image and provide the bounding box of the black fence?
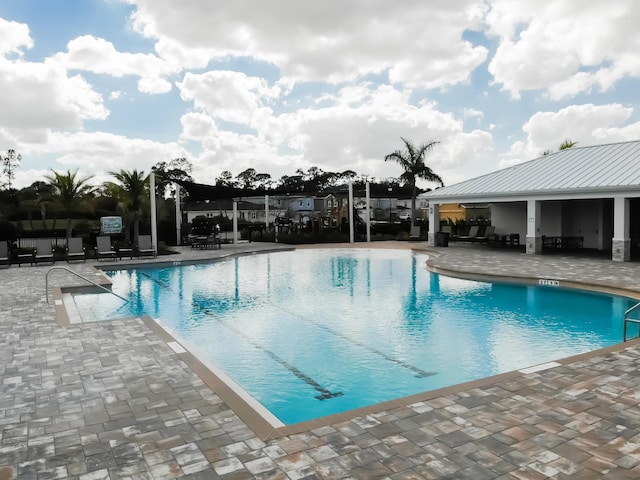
[14,237,70,250]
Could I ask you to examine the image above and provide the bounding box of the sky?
[1,0,639,191]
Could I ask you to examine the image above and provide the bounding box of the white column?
[265,194,270,231]
[365,181,371,243]
[428,203,439,246]
[150,172,158,252]
[174,182,181,245]
[612,196,630,261]
[232,200,238,245]
[526,199,541,254]
[348,181,354,243]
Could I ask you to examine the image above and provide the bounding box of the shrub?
[0,220,18,242]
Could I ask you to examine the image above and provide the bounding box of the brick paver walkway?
[2,242,640,479]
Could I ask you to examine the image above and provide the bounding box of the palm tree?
[559,139,578,150]
[384,137,443,223]
[105,170,149,246]
[44,170,95,238]
[543,139,578,155]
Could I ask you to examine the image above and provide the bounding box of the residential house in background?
[183,187,419,232]
[184,199,268,224]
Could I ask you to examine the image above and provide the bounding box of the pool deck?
[2,242,640,479]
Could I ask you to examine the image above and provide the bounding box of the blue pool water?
[72,248,636,424]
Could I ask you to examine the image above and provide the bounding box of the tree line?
[0,137,444,240]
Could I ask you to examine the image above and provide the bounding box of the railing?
[18,237,68,250]
[45,266,129,304]
[623,301,640,341]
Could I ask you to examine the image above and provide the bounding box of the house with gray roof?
[420,140,640,261]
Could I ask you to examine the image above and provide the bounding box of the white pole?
[150,172,158,252]
[174,182,181,246]
[365,181,371,243]
[233,200,238,245]
[348,181,354,243]
[265,194,269,231]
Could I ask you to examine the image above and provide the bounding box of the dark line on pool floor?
[276,304,436,379]
[139,272,343,401]
[200,308,343,401]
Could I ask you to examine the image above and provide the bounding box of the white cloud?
[177,71,276,124]
[18,131,188,182]
[487,0,640,99]
[53,35,175,77]
[180,112,219,141]
[130,0,489,89]
[179,82,494,187]
[0,58,108,133]
[138,76,171,94]
[3,1,640,193]
[0,17,32,56]
[501,103,639,165]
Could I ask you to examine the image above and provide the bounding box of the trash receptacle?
[435,231,450,247]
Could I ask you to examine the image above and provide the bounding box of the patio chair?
[474,225,496,243]
[0,241,9,267]
[455,225,480,242]
[136,235,156,258]
[34,239,55,264]
[205,233,222,250]
[66,237,86,263]
[96,236,117,261]
[409,225,422,241]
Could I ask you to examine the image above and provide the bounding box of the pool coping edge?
[50,245,640,441]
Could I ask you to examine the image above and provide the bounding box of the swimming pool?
[72,248,636,425]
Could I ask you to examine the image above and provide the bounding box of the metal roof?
[422,140,640,201]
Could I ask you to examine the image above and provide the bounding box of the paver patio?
[2,241,640,479]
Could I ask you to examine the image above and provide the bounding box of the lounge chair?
[96,236,117,261]
[116,243,134,260]
[136,235,156,258]
[66,237,86,262]
[474,225,496,243]
[34,239,55,264]
[0,241,9,267]
[206,233,222,249]
[455,225,480,242]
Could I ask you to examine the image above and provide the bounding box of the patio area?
[2,242,640,479]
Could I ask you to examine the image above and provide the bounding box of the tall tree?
[1,149,21,189]
[236,168,259,189]
[384,137,443,223]
[215,170,236,187]
[153,158,194,198]
[105,170,149,246]
[44,170,96,238]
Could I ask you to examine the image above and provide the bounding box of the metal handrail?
[623,301,640,341]
[45,266,129,304]
[625,302,640,317]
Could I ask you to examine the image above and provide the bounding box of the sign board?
[100,216,123,234]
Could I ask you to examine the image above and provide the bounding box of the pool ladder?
[623,301,640,341]
[45,266,129,304]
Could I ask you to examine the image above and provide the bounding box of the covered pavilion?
[421,140,640,261]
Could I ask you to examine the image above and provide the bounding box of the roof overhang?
[422,185,640,204]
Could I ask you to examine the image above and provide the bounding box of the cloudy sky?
[1,0,639,190]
